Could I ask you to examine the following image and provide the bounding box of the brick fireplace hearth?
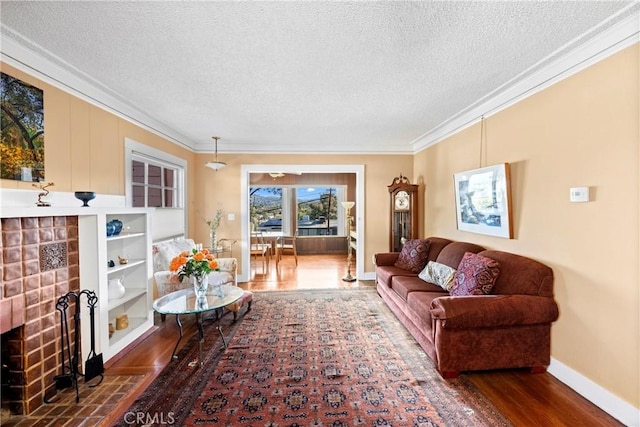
[1,216,80,415]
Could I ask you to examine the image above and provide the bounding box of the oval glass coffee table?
[153,284,244,366]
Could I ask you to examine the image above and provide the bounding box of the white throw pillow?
[418,261,457,291]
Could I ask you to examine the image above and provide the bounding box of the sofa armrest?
[373,252,400,266]
[430,294,559,329]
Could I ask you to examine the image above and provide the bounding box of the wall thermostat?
[569,187,590,203]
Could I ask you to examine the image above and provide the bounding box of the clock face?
[395,191,410,210]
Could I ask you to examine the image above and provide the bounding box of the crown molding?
[0,27,196,152]
[411,7,640,154]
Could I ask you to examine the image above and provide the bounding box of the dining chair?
[277,231,298,267]
[250,231,271,272]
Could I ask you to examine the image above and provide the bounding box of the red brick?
[55,269,68,283]
[41,271,55,286]
[9,400,25,416]
[40,284,54,302]
[27,378,42,397]
[11,295,24,328]
[9,369,25,385]
[4,278,23,297]
[67,226,78,239]
[42,327,56,346]
[41,313,55,329]
[26,394,43,414]
[55,282,69,297]
[54,217,67,227]
[38,228,54,242]
[67,239,78,253]
[3,264,22,282]
[40,300,54,315]
[1,298,11,333]
[54,227,67,240]
[25,290,40,307]
[43,354,57,372]
[24,334,41,353]
[22,244,39,260]
[24,320,40,339]
[38,217,53,228]
[24,274,41,291]
[42,340,56,360]
[26,349,42,366]
[9,353,24,370]
[8,384,25,400]
[2,218,21,230]
[3,230,22,247]
[24,260,39,276]
[69,278,79,293]
[21,217,38,229]
[22,229,39,245]
[25,304,40,320]
[4,246,22,263]
[66,216,78,226]
[25,363,42,384]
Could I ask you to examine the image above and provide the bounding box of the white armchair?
[152,238,252,321]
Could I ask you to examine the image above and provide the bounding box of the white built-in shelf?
[107,232,145,241]
[107,259,145,275]
[107,287,147,311]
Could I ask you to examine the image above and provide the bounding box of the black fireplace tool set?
[44,290,104,404]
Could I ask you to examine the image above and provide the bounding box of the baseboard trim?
[548,358,640,426]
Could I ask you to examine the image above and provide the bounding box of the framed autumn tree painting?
[1,72,45,181]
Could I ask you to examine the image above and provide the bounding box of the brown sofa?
[374,237,559,378]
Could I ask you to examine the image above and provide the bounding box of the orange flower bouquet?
[169,248,219,296]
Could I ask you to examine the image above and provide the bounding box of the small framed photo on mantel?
[453,163,513,239]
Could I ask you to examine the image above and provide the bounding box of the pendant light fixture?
[205,136,226,170]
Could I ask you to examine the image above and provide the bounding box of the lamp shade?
[341,201,355,210]
[205,161,226,170]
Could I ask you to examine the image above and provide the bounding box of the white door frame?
[239,164,365,283]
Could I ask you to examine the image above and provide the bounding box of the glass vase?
[193,274,209,298]
[209,229,217,251]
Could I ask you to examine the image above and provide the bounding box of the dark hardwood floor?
[104,254,622,426]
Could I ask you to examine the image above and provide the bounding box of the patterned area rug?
[119,288,511,426]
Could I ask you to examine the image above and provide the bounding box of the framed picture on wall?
[454,163,513,239]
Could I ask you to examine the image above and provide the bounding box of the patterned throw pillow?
[450,252,500,296]
[418,261,457,290]
[394,239,431,273]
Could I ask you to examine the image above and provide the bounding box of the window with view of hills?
[250,186,345,236]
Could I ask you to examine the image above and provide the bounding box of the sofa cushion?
[477,250,554,297]
[435,241,485,269]
[450,252,500,296]
[376,265,418,288]
[152,238,196,272]
[418,261,457,291]
[394,239,431,273]
[392,275,445,301]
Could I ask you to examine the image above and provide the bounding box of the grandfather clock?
[388,174,419,252]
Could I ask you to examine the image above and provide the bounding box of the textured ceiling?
[1,1,638,154]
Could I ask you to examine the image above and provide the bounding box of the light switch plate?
[569,187,589,202]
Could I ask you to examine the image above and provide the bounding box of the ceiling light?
[205,136,226,170]
[268,172,285,178]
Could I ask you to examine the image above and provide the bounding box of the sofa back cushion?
[477,250,554,297]
[423,237,453,263]
[450,252,500,296]
[435,241,485,269]
[152,238,196,272]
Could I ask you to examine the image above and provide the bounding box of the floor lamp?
[341,201,356,282]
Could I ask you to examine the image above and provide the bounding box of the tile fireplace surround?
[1,214,80,415]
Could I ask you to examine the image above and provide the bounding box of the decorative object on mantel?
[341,201,356,282]
[74,191,96,207]
[205,208,223,250]
[118,255,128,265]
[33,181,54,206]
[169,248,220,298]
[204,136,226,170]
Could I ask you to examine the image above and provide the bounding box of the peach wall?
[192,153,413,274]
[414,45,639,408]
